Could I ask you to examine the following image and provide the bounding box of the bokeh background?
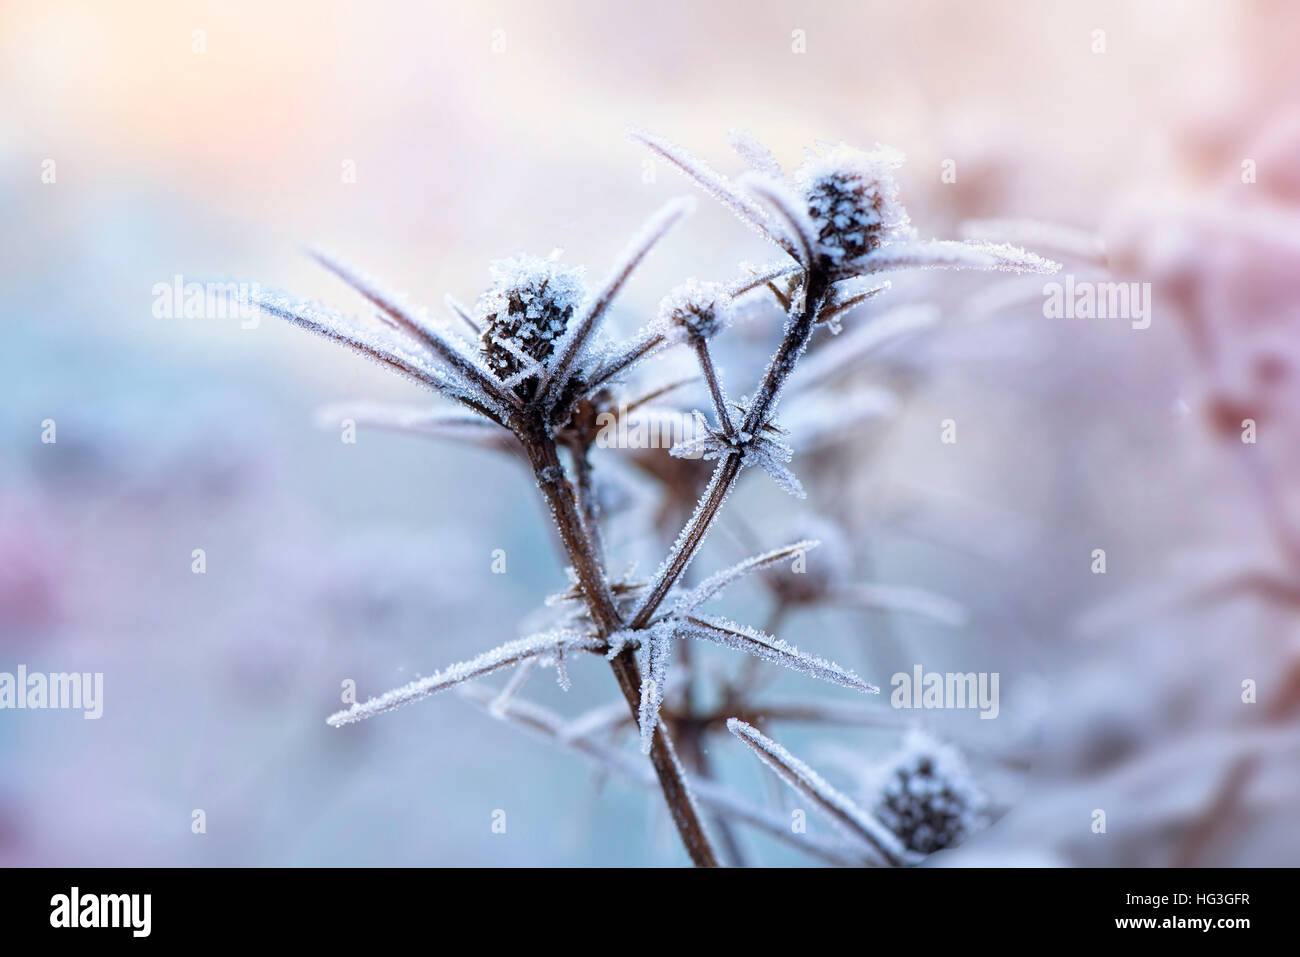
[2,0,1298,865]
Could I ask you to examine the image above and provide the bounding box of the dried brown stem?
[590,331,666,389]
[565,439,607,570]
[458,682,860,866]
[630,268,831,629]
[692,338,734,437]
[520,424,719,866]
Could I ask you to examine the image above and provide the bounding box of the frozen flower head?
[867,730,988,856]
[658,279,731,343]
[794,144,912,270]
[474,254,587,389]
[632,128,1058,293]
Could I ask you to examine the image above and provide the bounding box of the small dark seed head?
[658,280,731,342]
[794,144,911,269]
[869,730,987,856]
[475,255,586,394]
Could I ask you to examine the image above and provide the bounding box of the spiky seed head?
[868,730,987,856]
[794,144,911,269]
[475,255,587,392]
[658,279,731,342]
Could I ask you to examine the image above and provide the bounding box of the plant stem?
[522,426,720,867]
[515,264,827,866]
[630,268,831,630]
[675,712,749,867]
[566,438,607,570]
[693,338,734,437]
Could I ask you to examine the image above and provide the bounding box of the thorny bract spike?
[727,719,915,867]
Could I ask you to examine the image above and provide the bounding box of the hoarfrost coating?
[252,127,1058,866]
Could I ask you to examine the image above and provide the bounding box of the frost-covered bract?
[727,719,912,866]
[680,614,876,693]
[326,630,602,727]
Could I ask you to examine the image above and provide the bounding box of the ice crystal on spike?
[855,238,1060,276]
[728,719,910,866]
[740,434,804,498]
[536,197,693,410]
[253,288,509,421]
[325,629,602,727]
[637,622,674,754]
[680,614,876,693]
[674,540,820,615]
[474,255,586,395]
[728,128,784,179]
[627,128,797,258]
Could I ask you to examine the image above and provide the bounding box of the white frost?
[727,719,912,866]
[326,630,602,727]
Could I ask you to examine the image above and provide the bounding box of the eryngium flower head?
[794,144,912,269]
[475,254,586,389]
[868,730,987,855]
[658,279,731,342]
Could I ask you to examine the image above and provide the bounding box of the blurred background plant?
[2,0,1297,866]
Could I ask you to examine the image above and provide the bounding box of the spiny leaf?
[854,239,1061,276]
[458,683,867,866]
[628,127,800,260]
[727,719,911,866]
[637,623,674,755]
[254,289,509,423]
[741,173,819,269]
[674,540,821,615]
[540,197,693,406]
[728,129,784,180]
[326,630,603,727]
[680,614,877,694]
[312,401,515,454]
[307,247,516,407]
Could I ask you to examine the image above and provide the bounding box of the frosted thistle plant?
[250,127,1057,867]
